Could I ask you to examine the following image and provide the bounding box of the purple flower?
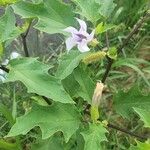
[64,18,95,52]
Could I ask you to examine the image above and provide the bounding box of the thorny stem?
[102,10,150,83]
[101,10,150,140]
[107,123,147,141]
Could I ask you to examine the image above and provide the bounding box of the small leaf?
[81,123,108,150]
[95,22,116,35]
[6,57,73,104]
[0,0,17,6]
[7,103,81,142]
[133,108,150,128]
[107,47,117,60]
[56,51,88,80]
[114,86,150,119]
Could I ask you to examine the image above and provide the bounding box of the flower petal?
[87,30,95,42]
[65,37,77,51]
[76,18,87,32]
[77,39,90,52]
[64,27,78,35]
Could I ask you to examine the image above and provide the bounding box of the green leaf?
[95,22,116,35]
[6,57,73,104]
[0,139,18,150]
[114,86,150,119]
[107,47,117,60]
[95,0,117,18]
[0,103,15,125]
[133,108,150,128]
[0,0,17,6]
[72,0,100,23]
[81,123,108,150]
[6,103,81,142]
[31,134,63,150]
[130,141,150,150]
[12,0,75,34]
[0,7,21,43]
[56,51,88,80]
[73,66,95,104]
[62,73,81,98]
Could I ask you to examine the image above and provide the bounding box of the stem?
[0,65,9,73]
[102,10,150,83]
[20,21,32,57]
[107,123,147,141]
[105,31,109,50]
[102,58,113,83]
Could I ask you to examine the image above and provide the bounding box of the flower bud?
[90,81,104,123]
[92,82,104,107]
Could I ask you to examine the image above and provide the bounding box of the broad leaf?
[73,66,95,104]
[72,0,100,23]
[6,58,73,104]
[133,108,150,128]
[0,7,21,43]
[95,0,117,18]
[56,51,88,80]
[12,0,75,34]
[114,86,150,118]
[81,123,108,150]
[7,103,81,142]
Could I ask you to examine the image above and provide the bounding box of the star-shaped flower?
[64,18,95,52]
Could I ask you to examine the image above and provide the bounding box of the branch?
[102,10,150,83]
[107,123,147,141]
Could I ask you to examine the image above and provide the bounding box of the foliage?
[0,0,150,149]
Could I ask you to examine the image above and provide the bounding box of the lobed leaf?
[6,57,73,104]
[12,0,75,34]
[7,103,81,142]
